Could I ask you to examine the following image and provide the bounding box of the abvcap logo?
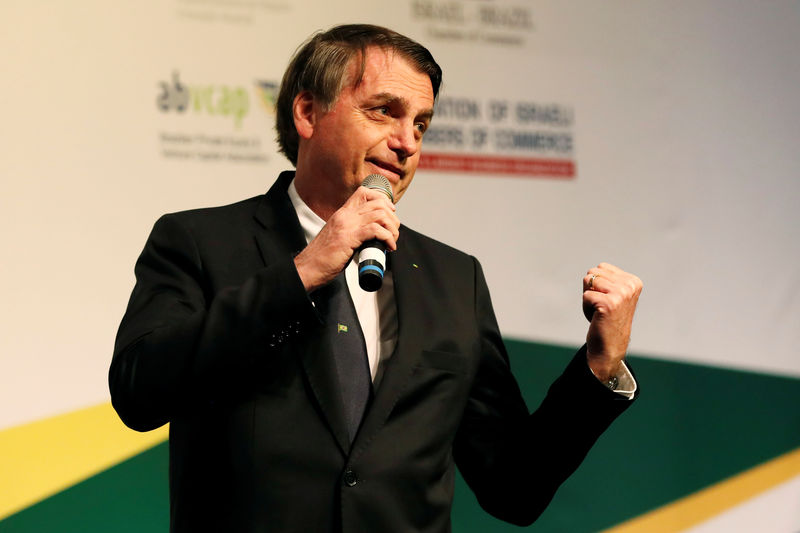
[156,71,250,129]
[155,72,280,164]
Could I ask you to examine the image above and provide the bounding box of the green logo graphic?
[157,71,251,129]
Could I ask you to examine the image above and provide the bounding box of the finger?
[352,196,399,230]
[589,267,643,299]
[583,273,612,293]
[356,199,399,223]
[359,207,400,238]
[587,264,625,284]
[355,186,396,208]
[363,221,399,247]
[587,265,618,282]
[340,188,393,214]
[358,222,398,251]
[583,288,623,317]
[596,262,623,274]
[586,263,633,287]
[333,196,397,225]
[624,273,644,296]
[582,289,608,321]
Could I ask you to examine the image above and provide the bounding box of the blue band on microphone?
[359,264,384,277]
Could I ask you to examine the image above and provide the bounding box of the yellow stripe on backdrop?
[0,402,168,520]
[604,446,800,533]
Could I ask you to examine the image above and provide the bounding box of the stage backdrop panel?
[2,1,798,530]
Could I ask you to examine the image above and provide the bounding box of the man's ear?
[293,91,316,140]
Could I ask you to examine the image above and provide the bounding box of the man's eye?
[376,106,390,115]
[415,122,428,134]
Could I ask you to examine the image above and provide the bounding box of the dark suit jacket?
[110,171,634,532]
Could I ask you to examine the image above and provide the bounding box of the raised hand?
[582,263,643,380]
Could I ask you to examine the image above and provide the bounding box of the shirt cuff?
[591,360,637,400]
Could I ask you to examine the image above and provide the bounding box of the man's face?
[299,47,435,204]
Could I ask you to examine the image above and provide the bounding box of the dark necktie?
[317,271,371,442]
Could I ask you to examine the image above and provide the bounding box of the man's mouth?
[367,160,403,181]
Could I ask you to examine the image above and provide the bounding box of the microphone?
[358,174,394,292]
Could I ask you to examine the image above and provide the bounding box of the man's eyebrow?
[418,109,434,122]
[369,92,435,121]
[369,92,403,106]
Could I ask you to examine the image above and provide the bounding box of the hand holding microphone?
[293,174,397,293]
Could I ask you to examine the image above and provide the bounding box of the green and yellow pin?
[337,323,348,333]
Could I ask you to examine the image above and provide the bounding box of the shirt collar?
[287,178,325,245]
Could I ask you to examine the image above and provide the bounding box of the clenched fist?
[582,263,643,381]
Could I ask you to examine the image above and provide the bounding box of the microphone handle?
[358,239,387,292]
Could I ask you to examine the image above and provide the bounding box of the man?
[110,24,642,532]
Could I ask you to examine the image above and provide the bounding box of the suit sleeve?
[109,214,319,432]
[453,257,636,526]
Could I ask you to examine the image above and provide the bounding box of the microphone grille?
[362,174,394,203]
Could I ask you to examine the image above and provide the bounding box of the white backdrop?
[2,0,798,431]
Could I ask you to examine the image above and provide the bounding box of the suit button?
[343,470,358,487]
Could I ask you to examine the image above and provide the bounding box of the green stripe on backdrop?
[452,340,800,531]
[0,442,169,532]
[3,339,800,532]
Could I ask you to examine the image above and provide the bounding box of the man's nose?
[388,120,420,159]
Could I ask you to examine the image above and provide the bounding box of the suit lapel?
[253,172,351,455]
[252,171,306,259]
